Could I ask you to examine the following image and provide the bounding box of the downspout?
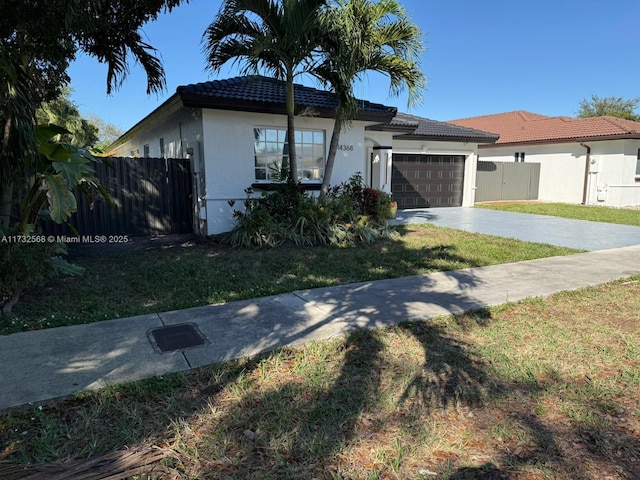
[580,142,590,205]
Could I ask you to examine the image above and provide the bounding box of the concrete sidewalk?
[1,244,639,411]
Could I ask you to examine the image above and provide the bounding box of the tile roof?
[369,112,499,143]
[448,110,640,145]
[177,75,397,121]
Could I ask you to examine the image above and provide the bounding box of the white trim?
[392,148,475,156]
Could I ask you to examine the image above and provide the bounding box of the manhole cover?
[148,323,207,353]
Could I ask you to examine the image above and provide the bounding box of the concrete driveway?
[390,207,640,251]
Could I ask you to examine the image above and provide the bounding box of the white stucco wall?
[109,102,489,235]
[365,131,394,193]
[201,109,374,234]
[600,139,640,206]
[478,140,640,206]
[392,139,481,207]
[111,108,204,162]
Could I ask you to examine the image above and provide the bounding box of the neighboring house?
[449,111,640,207]
[109,76,498,235]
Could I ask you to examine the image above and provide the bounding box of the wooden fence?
[44,157,193,237]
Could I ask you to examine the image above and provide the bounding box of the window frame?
[253,127,326,183]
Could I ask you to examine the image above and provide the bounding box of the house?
[448,111,640,207]
[109,76,498,235]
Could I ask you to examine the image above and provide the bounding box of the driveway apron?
[391,207,640,251]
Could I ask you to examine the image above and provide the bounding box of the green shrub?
[328,172,392,222]
[223,174,396,247]
[1,241,56,308]
[0,231,82,315]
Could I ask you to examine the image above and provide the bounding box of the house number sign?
[338,144,354,151]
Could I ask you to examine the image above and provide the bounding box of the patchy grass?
[1,224,578,334]
[476,202,640,226]
[1,278,639,479]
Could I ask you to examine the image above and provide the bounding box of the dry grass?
[2,278,639,479]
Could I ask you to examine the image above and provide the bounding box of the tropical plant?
[329,171,392,220]
[1,0,188,227]
[314,0,425,197]
[18,124,112,232]
[224,173,394,247]
[0,232,81,315]
[36,87,99,148]
[203,0,327,183]
[1,0,189,315]
[0,125,110,314]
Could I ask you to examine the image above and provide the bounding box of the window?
[514,152,525,162]
[254,128,325,181]
[143,144,150,158]
[159,138,165,158]
[130,148,140,158]
[636,148,640,175]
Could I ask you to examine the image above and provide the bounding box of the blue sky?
[68,0,640,132]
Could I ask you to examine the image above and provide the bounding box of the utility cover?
[148,323,206,353]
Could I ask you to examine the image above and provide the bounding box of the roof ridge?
[597,115,640,132]
[179,75,395,110]
[176,75,397,121]
[447,110,640,144]
[449,110,549,123]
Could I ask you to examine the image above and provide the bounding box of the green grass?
[2,278,639,479]
[476,202,640,226]
[1,224,579,334]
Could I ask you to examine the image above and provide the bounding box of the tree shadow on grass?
[449,462,509,480]
[195,296,640,479]
[0,353,265,468]
[3,237,640,479]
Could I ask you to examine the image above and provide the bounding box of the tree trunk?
[0,180,12,229]
[285,70,298,184]
[1,293,19,315]
[320,117,343,199]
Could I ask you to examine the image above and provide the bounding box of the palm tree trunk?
[285,70,298,184]
[0,180,12,228]
[2,292,19,315]
[320,117,343,199]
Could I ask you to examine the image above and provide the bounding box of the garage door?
[391,154,465,208]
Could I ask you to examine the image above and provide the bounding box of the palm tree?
[314,0,425,197]
[1,0,187,228]
[203,0,327,183]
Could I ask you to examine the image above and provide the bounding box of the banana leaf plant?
[1,124,113,315]
[17,124,113,233]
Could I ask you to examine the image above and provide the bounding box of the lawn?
[476,202,640,226]
[1,278,639,479]
[1,224,578,334]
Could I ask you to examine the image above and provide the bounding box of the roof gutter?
[482,132,640,148]
[394,134,500,144]
[580,142,591,204]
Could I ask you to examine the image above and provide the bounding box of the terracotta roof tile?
[448,110,640,145]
